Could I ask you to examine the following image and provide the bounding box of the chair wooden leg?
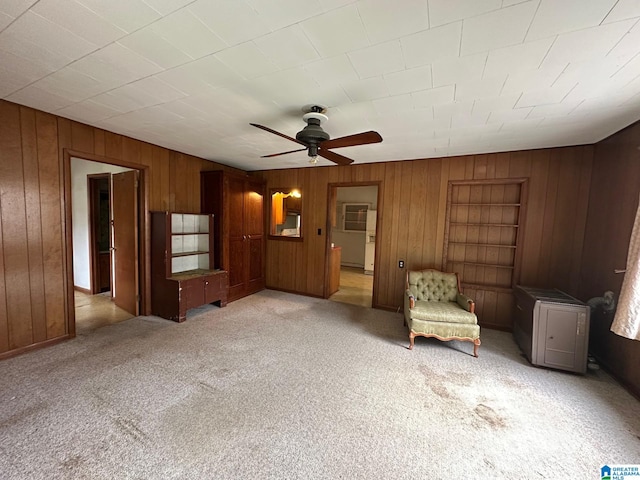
[409,331,415,350]
[473,338,481,358]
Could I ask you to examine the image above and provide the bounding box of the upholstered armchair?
[404,269,481,357]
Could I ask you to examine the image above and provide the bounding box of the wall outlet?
[399,260,404,268]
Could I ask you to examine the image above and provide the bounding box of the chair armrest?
[456,293,475,314]
[405,289,415,309]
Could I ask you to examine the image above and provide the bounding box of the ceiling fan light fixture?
[308,144,319,164]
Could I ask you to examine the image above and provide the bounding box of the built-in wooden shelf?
[450,261,515,269]
[450,223,519,227]
[171,250,209,257]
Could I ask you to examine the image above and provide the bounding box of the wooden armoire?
[201,171,265,302]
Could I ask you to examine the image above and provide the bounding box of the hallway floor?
[329,266,373,308]
[74,290,134,335]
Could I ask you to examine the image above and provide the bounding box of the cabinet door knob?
[243,235,247,240]
[248,235,251,239]
[205,281,209,285]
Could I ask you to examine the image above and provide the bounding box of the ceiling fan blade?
[320,131,382,150]
[261,147,308,158]
[318,148,354,166]
[250,123,306,146]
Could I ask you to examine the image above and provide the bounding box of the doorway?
[67,156,144,335]
[325,183,380,308]
[88,174,111,294]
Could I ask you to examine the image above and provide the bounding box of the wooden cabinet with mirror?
[151,211,228,322]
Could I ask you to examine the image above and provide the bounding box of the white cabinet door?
[364,243,375,273]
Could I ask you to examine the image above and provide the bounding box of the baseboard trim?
[0,335,72,361]
[74,285,92,295]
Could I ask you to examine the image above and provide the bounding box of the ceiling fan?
[250,105,383,166]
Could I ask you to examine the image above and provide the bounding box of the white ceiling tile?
[118,28,193,70]
[31,0,127,48]
[6,84,75,111]
[178,56,248,88]
[347,40,404,79]
[342,76,388,102]
[356,0,429,44]
[76,0,160,33]
[516,82,576,107]
[149,8,227,60]
[603,0,640,23]
[216,43,280,79]
[90,90,146,114]
[0,32,70,71]
[140,0,193,16]
[434,100,474,121]
[455,75,506,101]
[188,0,271,47]
[526,0,617,40]
[541,19,637,67]
[244,67,321,104]
[335,100,378,119]
[483,37,554,77]
[501,64,566,95]
[156,66,216,96]
[486,107,532,123]
[0,71,26,97]
[384,65,432,95]
[432,53,487,87]
[607,20,640,60]
[254,25,320,70]
[0,49,52,91]
[300,4,370,57]
[304,55,359,87]
[29,68,104,102]
[319,0,358,10]
[0,12,14,31]
[429,0,502,27]
[472,93,520,114]
[527,100,582,117]
[411,85,455,108]
[450,110,490,128]
[0,0,37,18]
[372,93,414,115]
[69,43,163,94]
[610,51,640,85]
[502,0,530,6]
[127,77,187,103]
[55,99,123,122]
[401,22,461,68]
[245,0,323,31]
[461,1,539,55]
[1,11,96,63]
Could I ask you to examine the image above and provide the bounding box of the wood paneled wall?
[579,120,640,398]
[0,100,234,358]
[256,146,594,329]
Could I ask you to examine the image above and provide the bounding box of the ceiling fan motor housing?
[296,113,330,146]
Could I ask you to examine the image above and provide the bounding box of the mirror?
[270,188,302,238]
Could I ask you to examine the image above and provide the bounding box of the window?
[270,188,302,239]
[342,203,370,232]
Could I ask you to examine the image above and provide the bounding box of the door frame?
[62,149,150,337]
[324,181,382,307]
[87,173,111,295]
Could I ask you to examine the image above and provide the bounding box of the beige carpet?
[0,290,639,479]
